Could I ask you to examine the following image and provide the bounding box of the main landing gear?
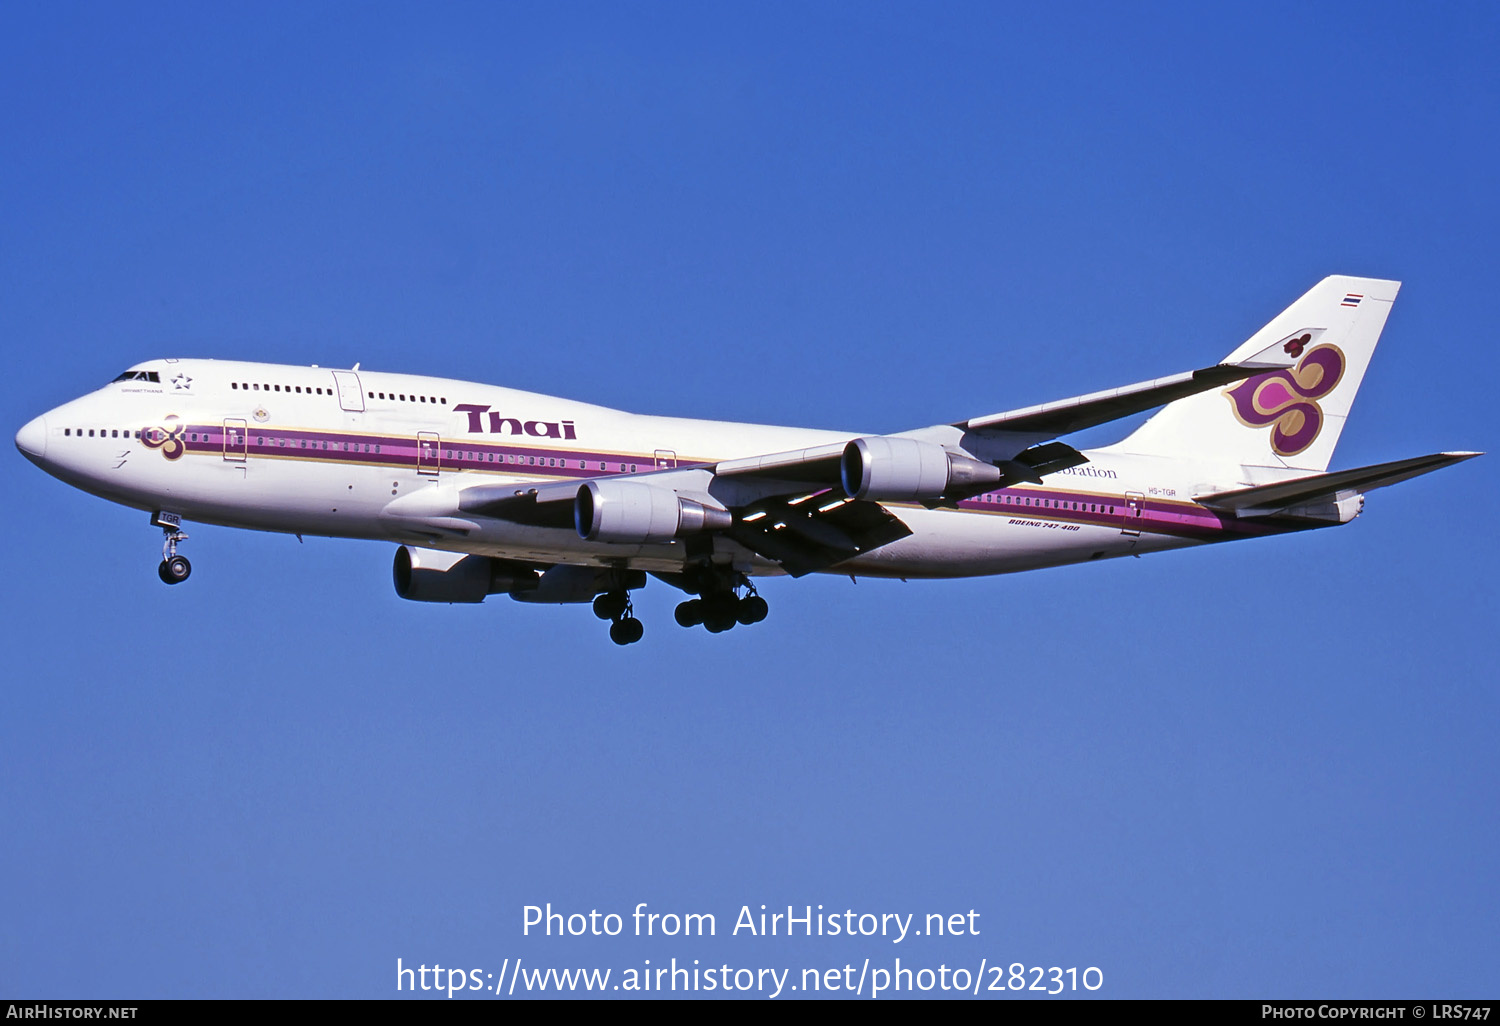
[152,512,191,585]
[672,569,768,634]
[593,589,645,646]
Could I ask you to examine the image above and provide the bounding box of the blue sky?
[2,1,1495,999]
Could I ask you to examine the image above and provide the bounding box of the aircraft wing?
[458,479,583,528]
[722,488,913,576]
[957,336,1298,436]
[712,442,846,484]
[455,468,910,576]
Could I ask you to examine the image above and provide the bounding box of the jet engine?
[840,436,1004,501]
[392,545,534,603]
[511,565,646,604]
[575,480,732,544]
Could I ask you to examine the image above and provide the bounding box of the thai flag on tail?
[1341,293,1363,307]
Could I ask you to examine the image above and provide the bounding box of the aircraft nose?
[15,413,48,461]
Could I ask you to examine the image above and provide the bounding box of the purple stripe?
[176,425,1302,542]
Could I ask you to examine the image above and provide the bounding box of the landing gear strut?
[153,512,191,585]
[673,568,768,634]
[594,588,644,646]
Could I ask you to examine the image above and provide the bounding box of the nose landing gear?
[152,511,191,585]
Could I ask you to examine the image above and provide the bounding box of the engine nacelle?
[840,436,1004,501]
[511,566,647,604]
[393,545,529,603]
[575,480,732,544]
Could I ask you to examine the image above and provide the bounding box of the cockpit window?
[112,371,161,383]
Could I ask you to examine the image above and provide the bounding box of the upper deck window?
[112,371,161,383]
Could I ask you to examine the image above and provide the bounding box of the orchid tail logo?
[1223,344,1345,457]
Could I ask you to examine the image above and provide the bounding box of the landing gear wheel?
[674,599,704,628]
[156,518,192,584]
[703,596,738,633]
[609,617,644,645]
[158,555,191,585]
[737,595,768,625]
[593,591,628,620]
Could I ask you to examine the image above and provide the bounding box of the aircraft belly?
[837,506,1190,578]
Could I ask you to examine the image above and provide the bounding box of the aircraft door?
[331,370,365,412]
[1121,492,1145,536]
[222,418,248,461]
[654,449,677,469]
[417,431,440,476]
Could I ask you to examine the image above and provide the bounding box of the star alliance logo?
[171,373,193,390]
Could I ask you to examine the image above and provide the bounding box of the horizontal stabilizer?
[1195,452,1481,515]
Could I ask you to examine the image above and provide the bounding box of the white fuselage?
[16,358,1313,579]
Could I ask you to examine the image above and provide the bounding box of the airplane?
[14,275,1479,645]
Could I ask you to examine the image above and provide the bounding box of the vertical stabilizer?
[1106,276,1399,472]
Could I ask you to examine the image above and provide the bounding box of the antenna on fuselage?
[352,362,360,370]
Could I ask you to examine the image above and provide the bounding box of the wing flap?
[730,491,912,576]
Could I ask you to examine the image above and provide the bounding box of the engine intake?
[841,436,1003,501]
[575,480,732,544]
